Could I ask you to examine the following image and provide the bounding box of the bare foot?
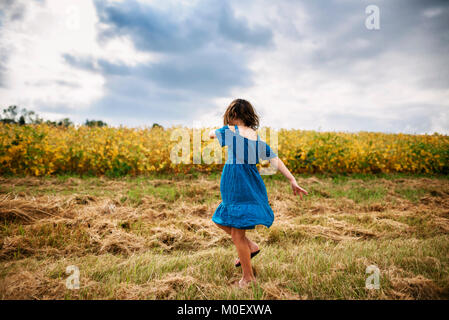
[247,238,259,252]
[238,277,257,289]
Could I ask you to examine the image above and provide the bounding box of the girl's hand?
[290,179,308,199]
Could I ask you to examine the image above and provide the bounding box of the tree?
[1,105,110,128]
[24,110,43,124]
[84,119,107,127]
[1,105,18,123]
[43,118,73,127]
[57,118,73,127]
[0,105,43,125]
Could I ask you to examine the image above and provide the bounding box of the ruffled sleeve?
[259,141,277,160]
[215,125,230,147]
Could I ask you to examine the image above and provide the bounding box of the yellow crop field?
[0,123,448,176]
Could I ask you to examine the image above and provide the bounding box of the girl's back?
[216,125,276,165]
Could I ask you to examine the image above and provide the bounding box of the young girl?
[209,99,308,288]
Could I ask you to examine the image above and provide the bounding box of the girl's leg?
[231,228,255,284]
[214,222,232,235]
[214,223,259,257]
[214,222,257,247]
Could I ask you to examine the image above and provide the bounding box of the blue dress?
[212,125,277,230]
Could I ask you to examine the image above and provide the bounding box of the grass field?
[1,173,449,299]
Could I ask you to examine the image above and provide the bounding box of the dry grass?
[1,173,449,299]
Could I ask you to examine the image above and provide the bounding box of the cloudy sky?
[0,0,448,133]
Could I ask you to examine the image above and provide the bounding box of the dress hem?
[211,202,274,230]
[211,220,257,230]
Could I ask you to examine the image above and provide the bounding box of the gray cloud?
[2,0,448,132]
[324,103,447,134]
[0,52,7,88]
[217,4,273,47]
[293,0,449,77]
[0,0,45,88]
[63,53,251,124]
[94,0,272,52]
[0,0,45,24]
[61,0,272,124]
[0,0,21,88]
[259,0,449,133]
[0,0,25,24]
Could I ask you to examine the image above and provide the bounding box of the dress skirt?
[212,163,274,230]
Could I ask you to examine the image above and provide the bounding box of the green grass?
[1,173,448,299]
[394,187,428,203]
[6,236,449,299]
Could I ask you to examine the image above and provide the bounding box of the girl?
[209,99,308,288]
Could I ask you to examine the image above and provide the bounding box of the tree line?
[0,105,107,127]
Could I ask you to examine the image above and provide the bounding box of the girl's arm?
[269,157,308,199]
[209,129,216,139]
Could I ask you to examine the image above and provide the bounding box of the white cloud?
[200,1,449,134]
[1,0,448,133]
[0,0,157,121]
[423,7,443,18]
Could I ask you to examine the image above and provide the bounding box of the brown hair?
[223,99,260,130]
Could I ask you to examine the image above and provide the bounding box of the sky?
[0,0,448,133]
